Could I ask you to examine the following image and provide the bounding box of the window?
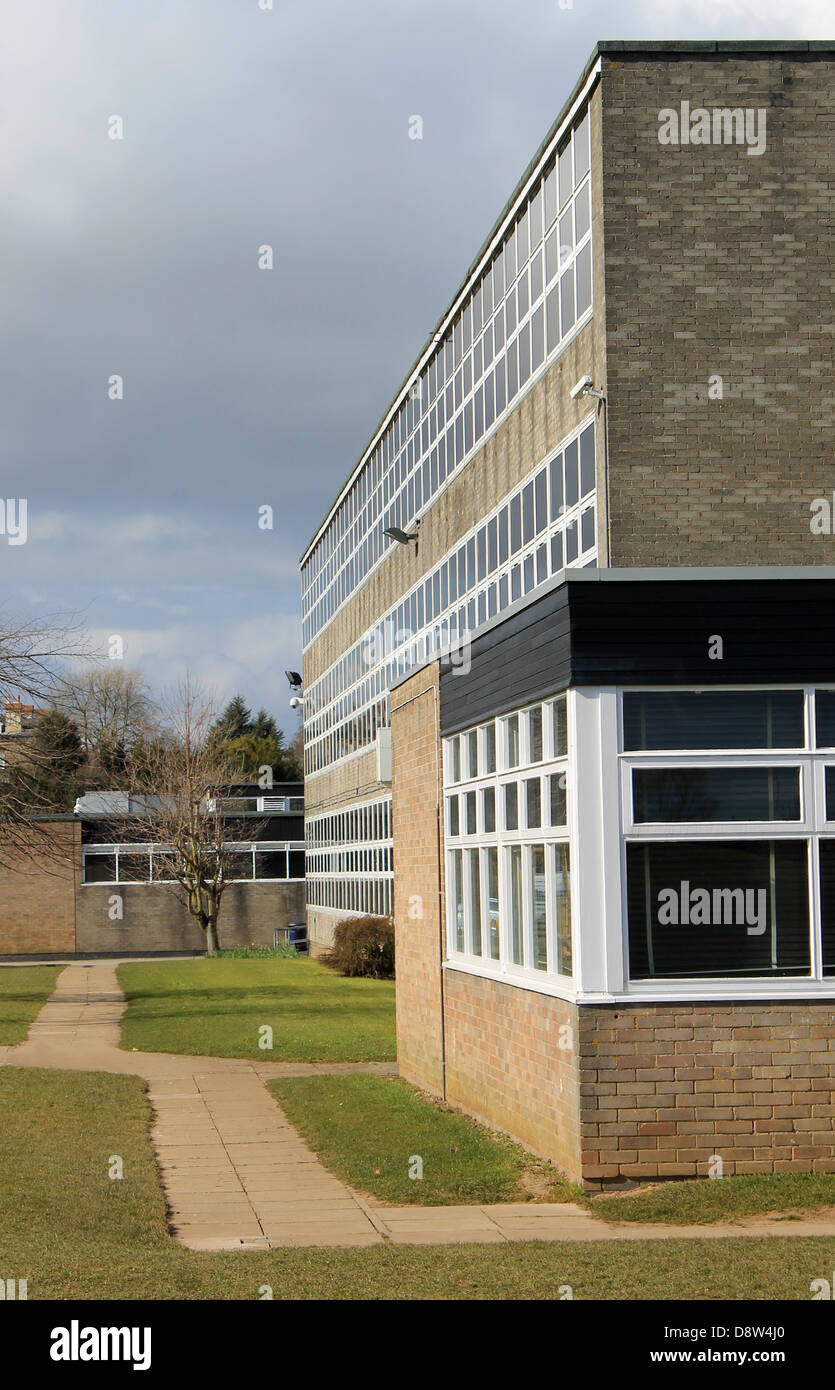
[505,714,520,769]
[621,687,835,986]
[627,840,810,980]
[623,690,804,751]
[444,697,571,981]
[305,408,595,779]
[632,767,802,823]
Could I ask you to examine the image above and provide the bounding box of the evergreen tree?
[210,695,251,743]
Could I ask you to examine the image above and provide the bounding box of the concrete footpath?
[6,961,835,1251]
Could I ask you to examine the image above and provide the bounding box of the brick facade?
[445,971,582,1182]
[0,822,79,955]
[579,1002,835,1182]
[391,664,446,1095]
[602,54,835,569]
[0,820,305,957]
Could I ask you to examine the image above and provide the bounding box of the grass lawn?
[1,1066,834,1301]
[0,965,61,1045]
[269,1073,579,1205]
[116,956,395,1061]
[590,1172,835,1225]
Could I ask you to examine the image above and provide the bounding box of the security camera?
[289,696,303,710]
[570,374,594,399]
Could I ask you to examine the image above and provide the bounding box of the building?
[301,40,834,1182]
[0,783,305,958]
[0,699,45,776]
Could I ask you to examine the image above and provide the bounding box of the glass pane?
[552,695,568,756]
[623,691,804,751]
[509,846,523,964]
[484,722,496,773]
[466,729,479,778]
[576,242,592,317]
[580,506,595,553]
[526,777,541,828]
[531,845,547,970]
[554,844,572,976]
[827,767,835,820]
[255,851,287,879]
[560,267,575,334]
[447,796,459,836]
[117,852,151,883]
[522,481,534,545]
[550,451,564,520]
[482,785,496,833]
[487,848,500,959]
[574,180,590,240]
[564,439,579,507]
[447,736,461,781]
[550,530,564,575]
[558,140,572,209]
[465,790,477,834]
[504,782,518,831]
[549,773,567,826]
[469,850,482,955]
[544,162,557,228]
[633,767,800,823]
[565,519,578,563]
[451,849,464,952]
[83,853,116,884]
[528,706,543,762]
[580,423,595,495]
[628,840,810,980]
[574,110,590,182]
[816,691,835,746]
[506,714,519,767]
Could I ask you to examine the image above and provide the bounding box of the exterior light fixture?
[384,526,419,546]
[285,670,303,689]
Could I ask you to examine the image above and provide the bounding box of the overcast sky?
[0,0,829,725]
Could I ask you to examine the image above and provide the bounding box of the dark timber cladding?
[438,570,835,734]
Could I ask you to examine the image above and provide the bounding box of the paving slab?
[12,961,835,1252]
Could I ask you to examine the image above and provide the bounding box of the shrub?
[321,916,395,979]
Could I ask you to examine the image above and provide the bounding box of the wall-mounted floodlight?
[570,374,605,402]
[384,526,419,546]
[285,669,303,689]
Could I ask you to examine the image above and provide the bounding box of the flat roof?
[391,565,835,691]
[300,38,834,568]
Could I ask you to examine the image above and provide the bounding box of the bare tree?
[0,609,90,864]
[119,679,265,955]
[56,666,155,762]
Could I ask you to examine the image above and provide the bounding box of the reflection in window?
[627,840,809,980]
[509,846,523,964]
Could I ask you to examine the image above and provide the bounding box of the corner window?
[627,840,810,980]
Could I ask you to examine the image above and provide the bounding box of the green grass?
[0,965,61,1044]
[591,1172,835,1225]
[116,956,396,1061]
[2,1067,835,1300]
[269,1073,578,1205]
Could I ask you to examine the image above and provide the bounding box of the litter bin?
[274,921,308,954]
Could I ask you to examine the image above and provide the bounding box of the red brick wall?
[0,821,79,955]
[391,665,446,1096]
[579,1002,835,1181]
